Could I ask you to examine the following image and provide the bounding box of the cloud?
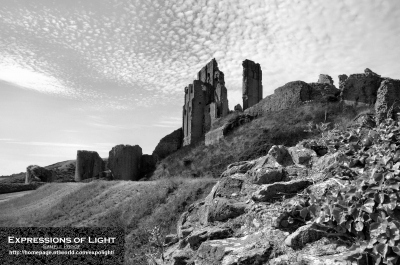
[9,141,93,148]
[0,0,399,110]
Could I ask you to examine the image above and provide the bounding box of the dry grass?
[153,102,370,179]
[0,178,216,264]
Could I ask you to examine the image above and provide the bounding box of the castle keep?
[242,59,263,110]
[183,59,229,146]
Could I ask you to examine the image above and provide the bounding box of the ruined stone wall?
[74,150,105,182]
[318,74,334,85]
[341,69,382,106]
[26,165,54,183]
[183,81,211,146]
[245,81,312,115]
[183,59,229,146]
[108,144,142,181]
[242,59,262,110]
[152,128,183,160]
[375,78,400,123]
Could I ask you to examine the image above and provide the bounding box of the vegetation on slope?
[0,178,216,264]
[295,118,400,264]
[153,102,372,180]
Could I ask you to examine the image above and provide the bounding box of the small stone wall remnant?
[375,79,400,124]
[74,150,105,182]
[342,68,382,106]
[242,59,262,110]
[108,144,142,181]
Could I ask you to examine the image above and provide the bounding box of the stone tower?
[242,59,262,110]
[183,59,229,146]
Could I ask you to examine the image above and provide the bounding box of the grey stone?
[187,226,232,249]
[206,198,247,222]
[288,146,317,166]
[267,145,293,166]
[342,68,382,106]
[195,232,272,265]
[252,179,313,202]
[74,150,105,182]
[242,59,263,110]
[26,165,53,183]
[375,78,400,124]
[246,167,285,185]
[285,223,325,250]
[108,144,142,181]
[318,74,334,85]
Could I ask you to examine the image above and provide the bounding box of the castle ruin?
[242,59,263,110]
[183,59,229,146]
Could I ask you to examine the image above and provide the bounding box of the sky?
[1,0,400,175]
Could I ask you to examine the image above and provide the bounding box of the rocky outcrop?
[375,78,400,124]
[165,144,319,264]
[152,128,183,160]
[342,68,382,106]
[74,150,105,182]
[196,232,272,265]
[108,144,142,181]
[25,165,53,183]
[288,145,317,166]
[252,179,313,202]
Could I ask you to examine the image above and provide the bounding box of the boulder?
[152,128,183,160]
[246,167,285,185]
[26,165,53,183]
[342,68,382,106]
[285,223,325,250]
[205,198,247,222]
[252,179,313,202]
[267,145,293,166]
[220,161,255,178]
[375,78,400,124]
[108,145,142,181]
[288,146,317,166]
[187,227,232,249]
[74,150,105,182]
[213,177,244,198]
[195,232,272,265]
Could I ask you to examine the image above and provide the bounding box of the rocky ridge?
[161,116,400,264]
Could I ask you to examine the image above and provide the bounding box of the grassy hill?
[0,178,216,264]
[152,101,372,180]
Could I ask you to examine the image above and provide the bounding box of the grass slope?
[154,102,372,179]
[0,178,216,264]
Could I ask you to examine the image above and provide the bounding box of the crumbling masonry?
[183,59,229,146]
[242,59,263,110]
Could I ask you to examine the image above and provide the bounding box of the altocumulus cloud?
[0,0,399,110]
